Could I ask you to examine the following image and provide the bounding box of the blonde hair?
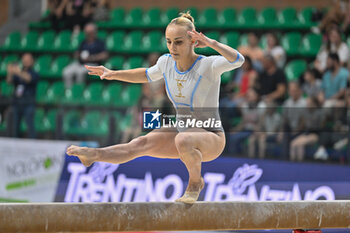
[168,11,195,31]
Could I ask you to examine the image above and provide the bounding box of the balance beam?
[1,201,350,232]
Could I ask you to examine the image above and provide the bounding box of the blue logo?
[143,110,161,129]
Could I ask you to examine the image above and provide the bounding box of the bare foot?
[66,145,98,167]
[176,177,204,204]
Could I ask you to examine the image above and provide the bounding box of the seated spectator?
[63,23,108,88]
[302,68,322,98]
[314,26,350,73]
[318,53,348,108]
[65,0,94,33]
[289,97,323,162]
[6,53,39,138]
[264,32,286,68]
[238,32,264,71]
[254,54,287,105]
[46,0,70,31]
[227,88,265,156]
[248,101,281,159]
[91,0,110,22]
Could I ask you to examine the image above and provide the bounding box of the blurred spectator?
[289,97,323,162]
[91,0,110,22]
[254,54,287,105]
[227,88,265,156]
[264,32,286,68]
[238,32,264,71]
[302,68,322,98]
[248,101,281,159]
[314,27,350,73]
[63,23,108,88]
[318,53,348,107]
[6,53,39,138]
[46,0,70,31]
[65,0,94,33]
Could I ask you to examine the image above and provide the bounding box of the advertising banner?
[55,155,350,202]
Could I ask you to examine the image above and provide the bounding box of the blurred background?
[0,1,350,232]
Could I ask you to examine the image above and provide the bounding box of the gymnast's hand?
[85,65,114,80]
[187,29,214,48]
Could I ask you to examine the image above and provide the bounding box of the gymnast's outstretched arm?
[85,65,148,83]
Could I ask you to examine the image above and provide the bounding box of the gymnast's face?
[165,25,194,60]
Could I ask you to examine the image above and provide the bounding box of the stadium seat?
[218,8,236,29]
[121,30,143,53]
[102,83,123,106]
[63,110,82,135]
[54,30,72,52]
[198,7,218,28]
[0,115,7,133]
[36,81,50,104]
[49,55,71,78]
[97,30,108,40]
[98,7,125,28]
[161,7,179,25]
[21,30,39,52]
[284,59,307,81]
[80,111,108,136]
[237,7,257,28]
[220,32,239,49]
[37,30,55,52]
[83,82,104,106]
[257,7,277,29]
[196,31,220,55]
[143,7,162,27]
[281,32,302,56]
[106,30,126,52]
[142,30,163,53]
[46,81,64,104]
[0,54,19,76]
[46,109,57,132]
[238,33,249,47]
[70,31,85,51]
[221,70,234,84]
[259,33,268,49]
[34,108,47,133]
[118,113,133,132]
[62,83,85,105]
[1,31,21,51]
[118,84,142,106]
[104,56,125,70]
[298,7,316,28]
[123,56,144,70]
[0,80,14,97]
[277,7,298,29]
[300,33,322,57]
[125,8,143,28]
[34,54,52,78]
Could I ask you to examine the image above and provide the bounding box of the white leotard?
[146,52,245,131]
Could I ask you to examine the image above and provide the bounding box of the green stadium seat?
[34,55,52,78]
[281,32,302,56]
[1,31,21,51]
[125,8,143,28]
[29,10,51,29]
[161,8,179,25]
[21,31,39,52]
[106,30,126,52]
[102,83,123,106]
[122,30,143,53]
[218,8,236,29]
[257,7,277,29]
[284,59,307,81]
[70,31,85,51]
[54,30,72,52]
[259,33,268,49]
[50,55,71,78]
[277,7,298,29]
[238,33,249,47]
[81,111,108,136]
[46,81,64,104]
[0,114,7,133]
[118,84,142,106]
[0,80,14,97]
[143,7,162,27]
[36,81,50,104]
[63,110,83,135]
[37,30,55,52]
[198,7,218,28]
[142,30,163,53]
[104,56,125,70]
[83,82,104,106]
[300,33,322,57]
[298,7,316,28]
[0,55,19,76]
[98,7,125,28]
[118,113,133,131]
[62,83,85,105]
[46,109,57,132]
[237,7,257,28]
[123,56,144,70]
[220,32,239,49]
[196,31,220,55]
[97,30,108,40]
[221,70,234,84]
[34,108,47,133]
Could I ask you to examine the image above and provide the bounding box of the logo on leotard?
[175,79,186,98]
[143,110,161,129]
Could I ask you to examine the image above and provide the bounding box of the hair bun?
[179,11,194,23]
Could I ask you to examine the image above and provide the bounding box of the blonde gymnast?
[67,12,245,203]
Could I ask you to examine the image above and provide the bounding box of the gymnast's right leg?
[66,127,180,167]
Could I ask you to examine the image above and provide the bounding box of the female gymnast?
[67,12,245,203]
